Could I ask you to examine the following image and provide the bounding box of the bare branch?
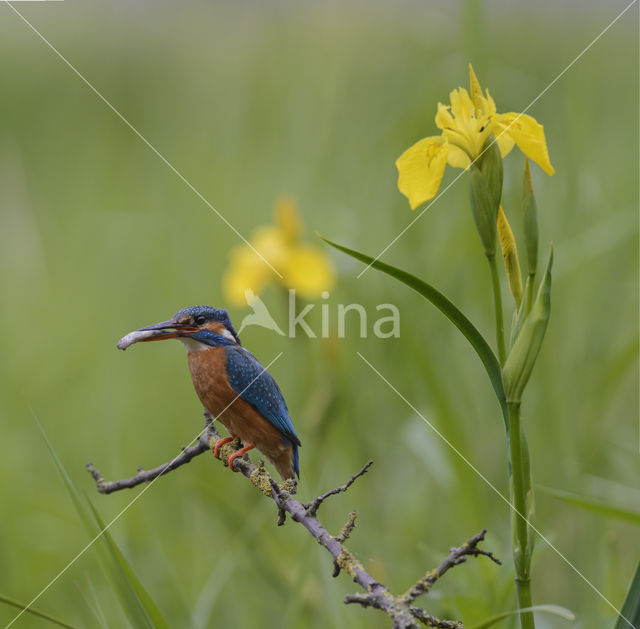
[409,607,464,629]
[303,459,373,517]
[401,529,502,604]
[87,411,499,628]
[86,433,211,494]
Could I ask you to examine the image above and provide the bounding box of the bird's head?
[117,305,241,351]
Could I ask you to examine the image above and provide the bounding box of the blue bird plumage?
[224,345,300,477]
[117,305,300,480]
[174,306,241,344]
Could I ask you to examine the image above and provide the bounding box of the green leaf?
[469,604,575,628]
[33,413,170,629]
[502,247,552,403]
[510,275,533,348]
[320,236,508,427]
[0,594,79,629]
[86,500,171,629]
[615,562,640,629]
[537,485,640,526]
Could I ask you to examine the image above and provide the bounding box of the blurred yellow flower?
[223,196,335,307]
[396,64,555,209]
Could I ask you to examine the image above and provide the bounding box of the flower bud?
[468,138,503,257]
[478,136,503,212]
[502,247,553,403]
[497,206,523,308]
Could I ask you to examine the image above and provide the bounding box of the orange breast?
[187,347,294,478]
[188,347,236,419]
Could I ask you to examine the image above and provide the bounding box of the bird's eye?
[194,315,206,325]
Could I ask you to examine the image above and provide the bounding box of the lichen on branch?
[87,410,500,628]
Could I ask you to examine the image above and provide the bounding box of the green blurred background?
[0,1,637,627]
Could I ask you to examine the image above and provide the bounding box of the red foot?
[213,437,234,459]
[228,443,255,472]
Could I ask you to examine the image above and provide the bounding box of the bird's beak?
[117,319,197,350]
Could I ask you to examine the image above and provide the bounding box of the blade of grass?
[615,562,640,629]
[0,594,80,629]
[320,235,508,427]
[537,486,640,526]
[34,413,169,629]
[469,604,575,628]
[87,499,171,629]
[76,575,109,629]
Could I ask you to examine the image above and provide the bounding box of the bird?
[117,305,300,480]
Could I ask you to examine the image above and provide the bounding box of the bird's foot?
[212,437,234,459]
[228,443,256,472]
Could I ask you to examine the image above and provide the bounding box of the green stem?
[508,401,535,629]
[488,254,506,364]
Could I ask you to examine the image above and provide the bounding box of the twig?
[303,459,373,517]
[86,410,216,494]
[87,410,499,628]
[86,440,208,494]
[335,510,358,544]
[409,607,464,629]
[400,529,502,604]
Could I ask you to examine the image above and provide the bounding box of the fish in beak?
[117,319,197,350]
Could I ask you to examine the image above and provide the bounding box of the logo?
[238,289,400,338]
[238,290,286,336]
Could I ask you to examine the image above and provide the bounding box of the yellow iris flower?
[223,196,335,307]
[396,65,554,209]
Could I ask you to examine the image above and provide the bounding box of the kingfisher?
[117,305,300,480]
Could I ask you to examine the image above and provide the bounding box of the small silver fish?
[117,329,159,350]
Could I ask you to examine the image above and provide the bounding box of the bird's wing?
[224,346,301,447]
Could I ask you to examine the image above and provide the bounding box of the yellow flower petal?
[483,89,497,117]
[435,103,454,131]
[396,136,449,209]
[494,130,515,158]
[275,195,302,244]
[223,194,335,307]
[494,113,555,175]
[446,145,471,169]
[469,70,498,121]
[282,245,334,298]
[468,64,484,112]
[396,66,555,212]
[223,245,273,307]
[252,226,288,268]
[449,88,475,123]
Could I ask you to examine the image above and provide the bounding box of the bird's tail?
[273,441,300,481]
[292,444,300,479]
